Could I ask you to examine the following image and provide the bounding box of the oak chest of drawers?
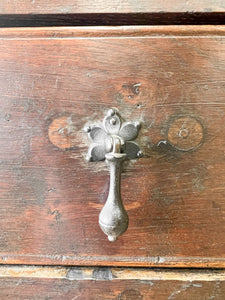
[0,1,225,299]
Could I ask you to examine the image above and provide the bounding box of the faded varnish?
[0,26,225,267]
[0,267,225,300]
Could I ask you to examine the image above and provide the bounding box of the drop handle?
[85,108,142,241]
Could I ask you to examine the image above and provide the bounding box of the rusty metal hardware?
[85,108,142,241]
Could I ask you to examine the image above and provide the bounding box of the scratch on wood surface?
[168,282,193,299]
[11,278,23,294]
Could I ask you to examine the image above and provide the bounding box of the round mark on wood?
[118,289,143,300]
[167,116,204,151]
[48,116,76,149]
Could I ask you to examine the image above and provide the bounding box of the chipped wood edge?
[1,254,225,268]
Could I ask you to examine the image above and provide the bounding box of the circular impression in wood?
[48,116,76,149]
[167,116,204,151]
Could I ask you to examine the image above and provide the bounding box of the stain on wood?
[119,289,143,300]
[48,115,78,149]
[0,26,225,267]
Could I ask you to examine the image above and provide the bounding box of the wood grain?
[0,267,225,299]
[0,265,225,281]
[0,26,225,267]
[0,0,225,14]
[1,25,225,38]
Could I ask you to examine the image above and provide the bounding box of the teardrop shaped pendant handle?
[85,109,142,241]
[99,151,128,242]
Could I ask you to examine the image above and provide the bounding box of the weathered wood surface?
[0,0,225,14]
[0,267,225,300]
[2,278,225,300]
[0,26,225,267]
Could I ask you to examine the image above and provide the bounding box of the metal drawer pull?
[85,109,142,241]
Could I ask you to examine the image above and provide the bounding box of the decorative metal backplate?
[85,108,142,241]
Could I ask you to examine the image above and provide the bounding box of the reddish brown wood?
[0,26,225,267]
[0,266,225,299]
[1,25,225,38]
[0,0,225,14]
[1,279,225,300]
[0,272,225,300]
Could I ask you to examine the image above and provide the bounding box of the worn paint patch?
[92,267,114,281]
[66,267,84,280]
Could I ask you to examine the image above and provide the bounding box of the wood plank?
[0,0,225,14]
[1,266,225,281]
[0,266,224,300]
[0,26,225,267]
[0,25,225,38]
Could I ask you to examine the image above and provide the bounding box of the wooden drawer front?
[0,26,225,267]
[0,267,225,300]
[2,278,225,300]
